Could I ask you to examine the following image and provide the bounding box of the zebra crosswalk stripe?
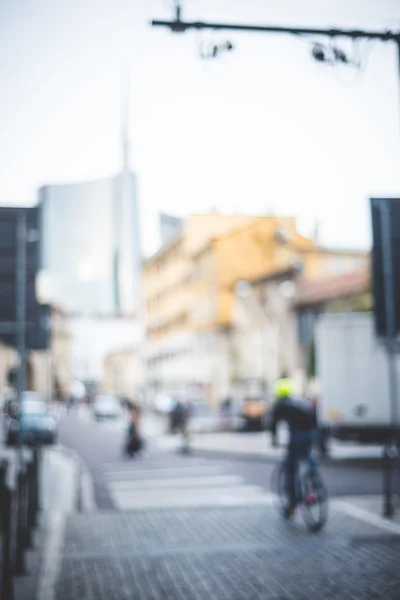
[103,465,224,478]
[113,491,276,510]
[105,464,275,510]
[109,475,243,491]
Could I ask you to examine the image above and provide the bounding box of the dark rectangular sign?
[370,198,400,339]
[0,206,49,350]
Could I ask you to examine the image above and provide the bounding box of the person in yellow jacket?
[270,372,296,446]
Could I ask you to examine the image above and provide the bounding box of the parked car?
[188,400,221,434]
[92,395,122,420]
[5,392,57,446]
[240,397,267,432]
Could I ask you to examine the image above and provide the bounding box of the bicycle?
[272,446,328,532]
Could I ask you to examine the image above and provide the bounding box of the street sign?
[370,198,400,340]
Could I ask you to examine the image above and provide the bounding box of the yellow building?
[144,213,259,341]
[143,214,367,405]
[145,214,366,339]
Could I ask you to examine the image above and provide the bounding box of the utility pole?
[16,209,27,458]
[376,198,399,518]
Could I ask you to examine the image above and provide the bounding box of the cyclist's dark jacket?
[270,396,317,435]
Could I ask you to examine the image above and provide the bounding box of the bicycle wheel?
[300,469,328,532]
[271,462,293,518]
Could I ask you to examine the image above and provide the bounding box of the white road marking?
[103,465,224,478]
[113,488,276,510]
[111,484,265,499]
[108,475,243,491]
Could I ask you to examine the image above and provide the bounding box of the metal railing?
[0,447,41,600]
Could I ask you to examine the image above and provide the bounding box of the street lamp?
[234,280,252,299]
[279,280,296,299]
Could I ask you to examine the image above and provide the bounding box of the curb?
[37,511,66,600]
[332,497,400,537]
[36,445,96,600]
[55,444,96,512]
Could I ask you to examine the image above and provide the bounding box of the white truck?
[316,312,400,443]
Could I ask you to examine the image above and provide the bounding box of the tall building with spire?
[38,82,141,316]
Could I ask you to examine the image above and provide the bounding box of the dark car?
[241,397,267,432]
[5,393,57,446]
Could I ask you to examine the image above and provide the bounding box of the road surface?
[58,407,383,510]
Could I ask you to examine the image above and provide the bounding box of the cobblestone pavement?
[55,505,400,600]
[55,412,400,598]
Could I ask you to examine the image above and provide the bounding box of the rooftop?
[295,268,370,307]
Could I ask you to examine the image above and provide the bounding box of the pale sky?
[1,0,400,256]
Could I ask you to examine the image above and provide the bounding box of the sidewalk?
[51,494,400,599]
[158,430,384,463]
[15,445,79,600]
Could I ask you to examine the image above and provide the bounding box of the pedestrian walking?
[220,397,233,431]
[179,399,192,454]
[124,404,144,458]
[169,399,181,434]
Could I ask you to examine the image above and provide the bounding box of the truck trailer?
[316,312,400,443]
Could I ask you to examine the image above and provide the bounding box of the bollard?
[26,460,35,549]
[32,447,40,522]
[383,443,396,518]
[15,470,28,576]
[0,462,5,520]
[9,488,18,582]
[2,487,15,600]
[0,464,4,600]
[0,460,14,600]
[21,467,30,558]
[0,462,8,600]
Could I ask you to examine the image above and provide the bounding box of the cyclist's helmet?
[274,378,295,399]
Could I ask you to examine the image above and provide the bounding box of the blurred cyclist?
[270,374,317,517]
[270,372,295,446]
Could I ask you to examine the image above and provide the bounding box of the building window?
[297,309,317,347]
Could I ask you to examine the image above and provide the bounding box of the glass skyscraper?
[38,171,141,315]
